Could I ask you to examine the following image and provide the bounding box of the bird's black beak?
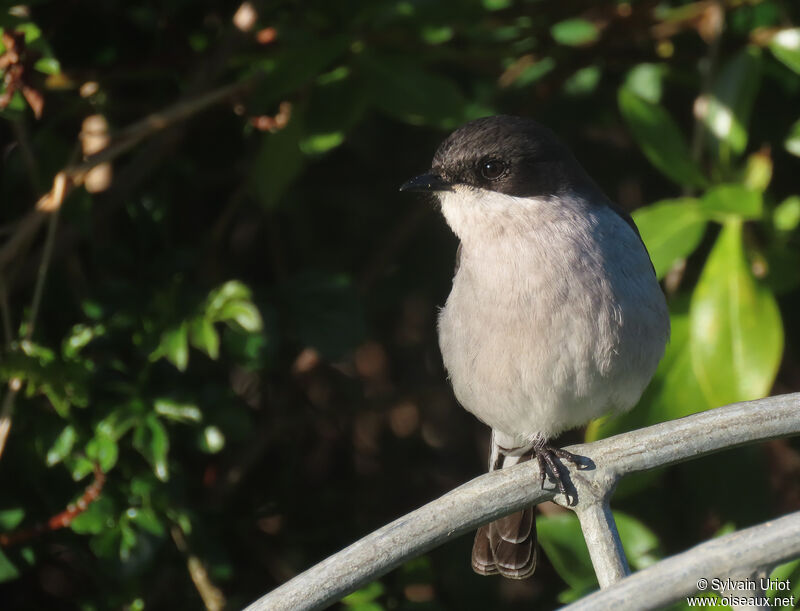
[399,172,452,193]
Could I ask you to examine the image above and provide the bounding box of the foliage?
[1,1,799,610]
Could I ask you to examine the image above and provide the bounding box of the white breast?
[436,187,669,445]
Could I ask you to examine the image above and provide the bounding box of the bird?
[400,115,670,579]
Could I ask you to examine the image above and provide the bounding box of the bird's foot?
[533,444,581,506]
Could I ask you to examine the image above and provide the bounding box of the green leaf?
[0,549,19,583]
[774,196,800,232]
[623,63,665,103]
[342,581,385,605]
[785,118,800,157]
[618,88,707,188]
[71,496,114,535]
[632,198,707,279]
[34,57,60,75]
[46,424,78,466]
[359,55,466,128]
[563,66,601,96]
[537,513,596,597]
[768,558,800,607]
[133,415,170,482]
[700,184,763,220]
[216,300,263,333]
[206,280,252,315]
[126,507,165,537]
[689,219,783,408]
[615,513,661,570]
[551,19,599,46]
[0,508,25,531]
[154,398,202,423]
[769,29,800,74]
[703,46,761,156]
[153,322,189,371]
[188,317,220,360]
[86,429,119,472]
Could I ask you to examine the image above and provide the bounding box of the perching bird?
[400,116,670,579]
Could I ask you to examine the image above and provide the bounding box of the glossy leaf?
[154,398,202,423]
[689,220,783,408]
[188,317,220,360]
[703,46,761,155]
[154,323,189,371]
[618,88,707,188]
[700,184,763,220]
[216,300,263,333]
[632,198,707,279]
[769,29,800,74]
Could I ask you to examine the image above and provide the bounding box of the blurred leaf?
[34,57,60,75]
[563,66,601,96]
[632,198,707,279]
[623,63,665,103]
[0,508,25,531]
[303,75,367,154]
[133,416,170,482]
[198,425,225,453]
[342,581,385,606]
[71,496,114,535]
[551,19,598,46]
[615,513,661,569]
[785,117,800,157]
[703,46,761,155]
[216,300,263,333]
[618,88,707,188]
[537,512,595,599]
[46,424,77,466]
[206,280,253,314]
[188,317,219,360]
[65,454,95,481]
[421,25,454,45]
[768,558,800,607]
[359,55,466,127]
[153,322,189,372]
[86,429,119,472]
[774,196,800,232]
[126,507,165,537]
[154,398,201,423]
[742,149,772,192]
[0,550,19,583]
[689,219,783,407]
[769,29,800,74]
[700,184,763,220]
[250,112,305,209]
[249,37,350,107]
[482,0,512,10]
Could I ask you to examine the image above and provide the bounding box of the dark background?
[1,1,799,609]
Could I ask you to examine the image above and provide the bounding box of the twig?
[243,393,800,611]
[24,206,59,340]
[171,525,226,611]
[563,510,800,610]
[0,74,262,273]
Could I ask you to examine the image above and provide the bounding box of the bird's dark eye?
[479,158,506,181]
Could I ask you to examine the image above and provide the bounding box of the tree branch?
[244,393,800,611]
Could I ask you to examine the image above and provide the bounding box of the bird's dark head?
[400,115,598,199]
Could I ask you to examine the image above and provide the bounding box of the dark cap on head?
[400,115,603,200]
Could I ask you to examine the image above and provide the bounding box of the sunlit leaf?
[154,322,189,371]
[86,429,119,472]
[216,300,263,333]
[774,196,800,232]
[198,425,225,453]
[769,28,800,74]
[46,424,78,466]
[563,66,601,96]
[785,118,800,157]
[551,19,599,46]
[700,184,763,220]
[742,149,772,192]
[189,317,219,360]
[689,220,783,407]
[623,63,665,103]
[703,46,761,156]
[632,198,707,279]
[154,398,202,423]
[618,88,707,188]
